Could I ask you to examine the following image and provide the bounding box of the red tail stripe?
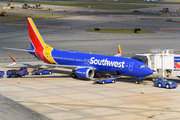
[27,19,44,50]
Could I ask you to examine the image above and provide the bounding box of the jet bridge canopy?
[131,55,148,65]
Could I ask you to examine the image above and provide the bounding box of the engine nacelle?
[75,68,95,79]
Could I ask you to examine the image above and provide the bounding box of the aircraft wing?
[16,62,95,70]
[4,47,36,53]
[7,52,96,70]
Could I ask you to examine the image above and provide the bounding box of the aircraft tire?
[71,73,77,78]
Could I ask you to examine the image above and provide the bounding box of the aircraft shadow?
[22,75,70,79]
[116,78,138,83]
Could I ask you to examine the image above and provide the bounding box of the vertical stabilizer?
[27,17,48,50]
[26,17,57,64]
[118,45,122,55]
[114,45,122,57]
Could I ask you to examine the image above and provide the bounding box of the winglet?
[114,45,122,57]
[8,52,17,62]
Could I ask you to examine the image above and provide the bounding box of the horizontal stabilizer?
[8,62,17,66]
[4,47,36,53]
[7,52,17,66]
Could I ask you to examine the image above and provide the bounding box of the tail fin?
[114,45,122,57]
[8,52,17,66]
[27,17,49,50]
[27,17,57,64]
[118,45,122,55]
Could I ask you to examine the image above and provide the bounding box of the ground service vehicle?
[154,77,178,89]
[0,71,4,78]
[163,8,169,13]
[0,11,7,16]
[36,4,43,9]
[32,69,53,75]
[6,70,26,78]
[20,65,29,75]
[6,2,14,9]
[93,77,117,84]
[22,4,32,9]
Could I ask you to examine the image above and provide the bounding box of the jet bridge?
[133,48,180,77]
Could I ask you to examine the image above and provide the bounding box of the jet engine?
[75,68,95,79]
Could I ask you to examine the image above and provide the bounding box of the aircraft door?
[129,62,134,71]
[84,59,87,65]
[84,59,89,65]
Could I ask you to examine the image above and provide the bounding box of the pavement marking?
[20,98,69,111]
[0,57,36,61]
[20,98,38,103]
[83,89,180,97]
[13,26,28,33]
[135,42,146,44]
[0,42,29,45]
[0,109,8,114]
[0,26,14,29]
[43,104,69,111]
[0,79,58,87]
[0,96,41,120]
[161,41,172,43]
[21,101,180,113]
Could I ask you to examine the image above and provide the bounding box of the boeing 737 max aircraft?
[5,17,153,79]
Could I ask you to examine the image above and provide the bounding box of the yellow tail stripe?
[43,47,58,64]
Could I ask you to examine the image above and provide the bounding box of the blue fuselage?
[51,49,153,77]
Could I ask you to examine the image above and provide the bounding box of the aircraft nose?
[144,68,153,76]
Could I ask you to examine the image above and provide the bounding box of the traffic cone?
[141,87,144,94]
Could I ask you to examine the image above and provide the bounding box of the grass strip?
[86,29,156,34]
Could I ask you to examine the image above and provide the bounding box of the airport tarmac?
[1,2,180,120]
[0,64,180,120]
[0,94,50,120]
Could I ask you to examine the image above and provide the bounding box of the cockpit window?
[138,65,148,68]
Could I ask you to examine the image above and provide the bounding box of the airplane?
[4,17,153,79]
